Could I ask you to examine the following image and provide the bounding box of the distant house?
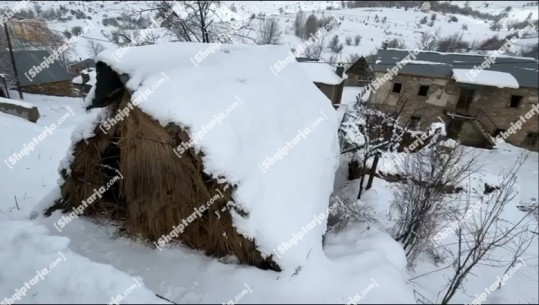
[72,68,96,96]
[368,49,539,151]
[13,50,78,97]
[7,19,50,47]
[298,62,347,105]
[68,58,96,75]
[296,57,320,62]
[345,56,373,87]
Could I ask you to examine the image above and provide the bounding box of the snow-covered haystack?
[43,42,339,272]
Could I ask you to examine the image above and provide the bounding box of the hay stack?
[46,79,279,271]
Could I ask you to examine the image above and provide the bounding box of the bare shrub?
[386,38,407,49]
[440,154,538,304]
[354,34,362,46]
[328,35,343,53]
[436,32,469,52]
[390,140,479,266]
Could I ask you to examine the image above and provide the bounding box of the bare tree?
[293,10,306,39]
[328,34,343,53]
[47,31,74,69]
[103,11,162,46]
[85,39,105,58]
[440,154,538,304]
[390,141,479,265]
[303,37,324,59]
[354,34,361,46]
[304,14,318,40]
[256,18,282,45]
[151,1,255,44]
[339,94,412,200]
[418,29,439,51]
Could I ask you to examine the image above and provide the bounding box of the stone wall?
[21,80,79,97]
[369,72,458,129]
[0,100,40,122]
[466,86,538,150]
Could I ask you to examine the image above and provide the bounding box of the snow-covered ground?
[0,93,165,304]
[2,86,535,303]
[0,87,414,303]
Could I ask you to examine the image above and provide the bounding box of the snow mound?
[0,220,164,304]
[96,42,340,270]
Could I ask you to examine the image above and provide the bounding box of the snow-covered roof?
[72,68,96,86]
[95,42,339,269]
[298,62,347,85]
[373,49,538,88]
[452,69,520,89]
[399,60,447,65]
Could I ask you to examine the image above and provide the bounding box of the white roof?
[95,42,339,270]
[452,69,519,89]
[72,68,96,86]
[400,60,446,65]
[298,62,347,85]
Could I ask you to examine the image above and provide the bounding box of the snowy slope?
[1,1,536,64]
[0,96,166,304]
[338,90,539,304]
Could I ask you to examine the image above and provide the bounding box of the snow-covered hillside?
[1,0,537,64]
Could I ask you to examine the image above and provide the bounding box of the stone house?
[13,50,78,97]
[345,56,373,87]
[298,62,347,106]
[368,49,539,151]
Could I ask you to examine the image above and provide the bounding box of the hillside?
[1,0,537,65]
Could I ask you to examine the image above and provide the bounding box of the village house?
[368,48,539,151]
[298,61,347,105]
[68,58,96,75]
[13,50,78,97]
[344,56,373,87]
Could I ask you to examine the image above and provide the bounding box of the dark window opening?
[523,132,538,146]
[392,82,403,93]
[494,129,506,137]
[418,85,429,96]
[410,115,421,129]
[509,95,523,108]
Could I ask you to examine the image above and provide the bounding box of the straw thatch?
[45,67,280,271]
